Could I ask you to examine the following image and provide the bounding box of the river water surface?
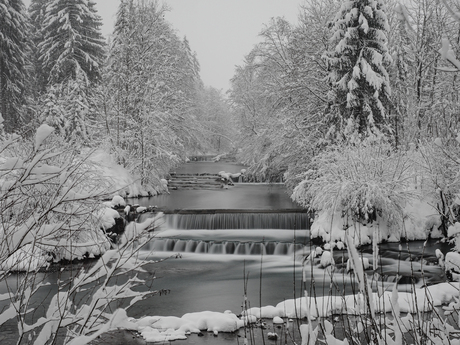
[126,161,451,344]
[0,161,453,345]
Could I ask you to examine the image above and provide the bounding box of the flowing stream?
[0,160,453,345]
[126,161,451,344]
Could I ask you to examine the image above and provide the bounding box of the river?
[0,160,452,345]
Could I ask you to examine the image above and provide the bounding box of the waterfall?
[163,212,310,230]
[144,238,305,256]
[140,209,310,257]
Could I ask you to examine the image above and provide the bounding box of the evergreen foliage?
[326,0,392,136]
[38,72,95,143]
[28,0,48,96]
[38,0,106,85]
[0,0,29,132]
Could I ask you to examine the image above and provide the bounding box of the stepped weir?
[141,209,310,256]
[137,158,309,257]
[159,209,309,230]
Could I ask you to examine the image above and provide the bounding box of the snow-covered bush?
[291,137,427,244]
[413,139,460,237]
[0,125,165,344]
[0,125,112,266]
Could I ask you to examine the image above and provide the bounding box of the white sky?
[23,0,303,91]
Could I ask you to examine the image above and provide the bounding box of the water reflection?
[172,161,247,175]
[136,184,301,211]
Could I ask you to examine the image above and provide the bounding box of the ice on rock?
[268,332,278,340]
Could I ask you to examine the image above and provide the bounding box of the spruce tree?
[326,0,392,136]
[38,0,105,85]
[0,0,29,132]
[29,0,48,95]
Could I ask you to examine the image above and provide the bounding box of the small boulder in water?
[267,332,278,340]
[320,251,334,268]
[136,206,147,213]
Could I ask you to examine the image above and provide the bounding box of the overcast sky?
[23,0,303,91]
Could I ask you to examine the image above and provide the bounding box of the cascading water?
[161,211,309,230]
[129,160,452,345]
[143,237,306,255]
[141,210,310,256]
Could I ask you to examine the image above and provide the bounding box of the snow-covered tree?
[38,0,105,85]
[29,0,106,142]
[178,37,202,101]
[387,2,411,146]
[403,0,460,143]
[230,45,284,179]
[282,0,340,188]
[38,71,96,143]
[195,86,235,154]
[326,0,392,136]
[103,0,202,191]
[0,0,29,132]
[29,0,49,96]
[229,6,338,183]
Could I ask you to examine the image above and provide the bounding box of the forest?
[3,0,460,344]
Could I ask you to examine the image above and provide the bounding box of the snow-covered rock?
[346,257,370,272]
[445,252,460,281]
[273,316,284,324]
[242,305,283,318]
[136,311,244,342]
[99,207,121,230]
[136,206,147,213]
[319,251,334,268]
[111,195,126,208]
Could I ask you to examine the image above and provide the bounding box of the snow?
[242,306,283,318]
[119,212,163,246]
[87,149,167,198]
[309,197,442,247]
[273,316,284,324]
[346,256,370,272]
[245,282,459,319]
[319,250,334,268]
[99,207,121,230]
[110,195,126,208]
[34,124,54,150]
[0,244,48,272]
[126,281,460,343]
[0,157,24,170]
[136,206,147,213]
[135,311,246,342]
[445,252,460,275]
